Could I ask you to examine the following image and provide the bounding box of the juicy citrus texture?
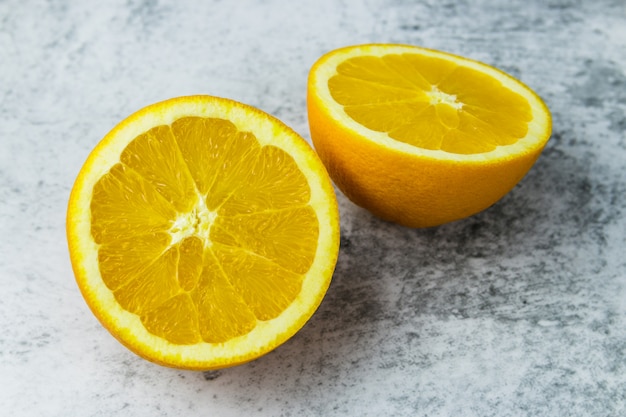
[308,44,552,227]
[67,96,340,370]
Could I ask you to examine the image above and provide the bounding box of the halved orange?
[67,95,340,370]
[308,44,552,227]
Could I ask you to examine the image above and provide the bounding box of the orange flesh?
[328,54,533,154]
[90,117,318,344]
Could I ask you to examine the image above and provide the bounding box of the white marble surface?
[1,0,625,415]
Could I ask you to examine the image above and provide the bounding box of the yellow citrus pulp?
[67,96,340,370]
[307,44,552,227]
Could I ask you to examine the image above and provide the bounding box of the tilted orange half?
[308,44,552,227]
[67,96,340,370]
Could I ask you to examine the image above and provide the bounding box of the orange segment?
[176,236,204,291]
[170,117,237,196]
[190,252,257,343]
[112,246,180,315]
[217,145,312,216]
[97,233,169,291]
[344,101,430,133]
[119,124,198,213]
[141,293,201,345]
[212,245,304,321]
[212,206,319,274]
[90,163,176,242]
[308,44,552,227]
[67,95,340,370]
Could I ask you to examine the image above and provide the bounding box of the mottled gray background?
[1,0,625,416]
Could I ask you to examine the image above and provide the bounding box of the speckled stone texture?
[1,0,625,416]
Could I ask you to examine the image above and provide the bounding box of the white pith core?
[169,195,216,246]
[427,86,463,110]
